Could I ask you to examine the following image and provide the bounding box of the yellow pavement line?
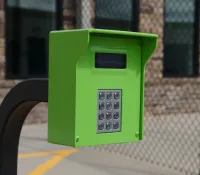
[18,149,77,159]
[27,149,77,175]
[18,151,56,159]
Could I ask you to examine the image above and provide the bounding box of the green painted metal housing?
[48,29,158,148]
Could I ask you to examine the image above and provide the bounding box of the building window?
[94,0,139,31]
[163,0,199,77]
[5,0,63,79]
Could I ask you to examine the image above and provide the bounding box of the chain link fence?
[67,0,200,174]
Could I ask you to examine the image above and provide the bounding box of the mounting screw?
[135,132,139,137]
[76,136,79,142]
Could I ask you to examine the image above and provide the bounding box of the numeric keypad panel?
[97,90,122,133]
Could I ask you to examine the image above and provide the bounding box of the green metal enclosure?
[48,29,158,148]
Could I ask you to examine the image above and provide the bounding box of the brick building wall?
[0,0,198,125]
[139,0,200,117]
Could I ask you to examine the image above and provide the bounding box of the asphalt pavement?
[18,124,184,175]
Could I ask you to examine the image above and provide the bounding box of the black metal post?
[0,79,48,175]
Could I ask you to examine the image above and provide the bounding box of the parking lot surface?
[18,124,183,175]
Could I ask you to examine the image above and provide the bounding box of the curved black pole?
[0,79,48,175]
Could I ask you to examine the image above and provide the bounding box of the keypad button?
[106,122,112,130]
[106,102,112,110]
[106,112,112,120]
[106,92,112,100]
[114,102,120,109]
[113,122,119,129]
[99,102,105,110]
[98,123,104,130]
[113,112,119,119]
[114,92,120,100]
[98,113,104,120]
[99,92,105,100]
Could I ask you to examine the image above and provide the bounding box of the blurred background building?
[0,0,199,122]
[0,0,199,174]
